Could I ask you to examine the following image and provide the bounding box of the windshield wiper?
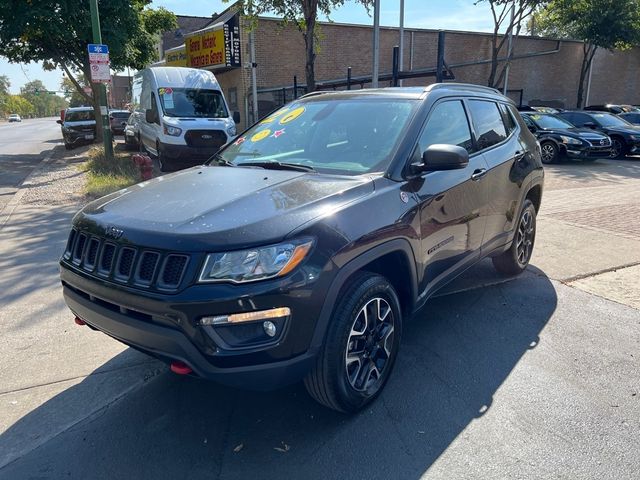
[237,161,316,172]
[209,153,236,167]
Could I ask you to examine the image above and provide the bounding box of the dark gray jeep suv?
[60,84,543,412]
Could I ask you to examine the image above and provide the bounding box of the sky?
[0,0,495,95]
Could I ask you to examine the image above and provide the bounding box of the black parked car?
[60,84,544,413]
[557,110,640,158]
[57,107,96,150]
[520,112,612,163]
[584,104,639,114]
[619,112,640,126]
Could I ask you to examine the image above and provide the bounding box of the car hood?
[540,127,608,140]
[601,125,640,135]
[63,120,96,128]
[75,165,375,250]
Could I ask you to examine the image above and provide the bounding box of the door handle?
[471,168,487,181]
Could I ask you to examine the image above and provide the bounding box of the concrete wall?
[208,16,640,128]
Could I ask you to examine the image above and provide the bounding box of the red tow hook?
[74,316,86,326]
[170,361,193,375]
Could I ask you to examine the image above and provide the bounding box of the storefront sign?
[184,13,241,70]
[165,46,187,67]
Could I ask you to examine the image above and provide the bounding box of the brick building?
[157,5,640,130]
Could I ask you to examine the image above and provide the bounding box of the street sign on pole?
[88,0,113,159]
[88,43,111,83]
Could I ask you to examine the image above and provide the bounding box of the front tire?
[610,137,627,159]
[304,272,402,413]
[540,141,558,164]
[492,199,537,276]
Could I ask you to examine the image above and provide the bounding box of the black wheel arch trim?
[309,238,418,351]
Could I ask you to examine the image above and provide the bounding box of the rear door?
[466,99,525,253]
[413,98,489,294]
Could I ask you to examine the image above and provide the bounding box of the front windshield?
[592,113,633,128]
[216,98,417,175]
[158,88,228,118]
[65,110,95,122]
[528,113,575,130]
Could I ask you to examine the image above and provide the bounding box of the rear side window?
[418,100,474,154]
[468,100,508,150]
[499,103,517,133]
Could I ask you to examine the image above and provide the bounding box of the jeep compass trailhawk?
[60,84,543,413]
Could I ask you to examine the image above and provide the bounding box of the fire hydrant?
[132,154,154,181]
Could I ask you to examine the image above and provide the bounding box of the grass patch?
[84,146,140,198]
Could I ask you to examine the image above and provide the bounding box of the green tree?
[0,74,10,117]
[478,1,547,89]
[0,1,175,138]
[19,80,67,117]
[5,94,34,117]
[61,75,91,108]
[232,0,373,92]
[534,0,640,107]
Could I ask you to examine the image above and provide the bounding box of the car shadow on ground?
[544,156,640,187]
[0,265,557,479]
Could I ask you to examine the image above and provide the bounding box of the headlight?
[559,135,582,146]
[629,134,640,141]
[199,239,313,283]
[163,125,182,136]
[227,124,237,137]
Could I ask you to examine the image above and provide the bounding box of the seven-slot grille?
[63,229,189,291]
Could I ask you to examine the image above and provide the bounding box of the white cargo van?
[131,67,239,171]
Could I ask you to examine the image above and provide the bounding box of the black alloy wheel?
[540,141,558,164]
[304,272,402,413]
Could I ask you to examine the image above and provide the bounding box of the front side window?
[468,100,508,150]
[158,88,228,118]
[417,100,474,154]
[215,98,418,176]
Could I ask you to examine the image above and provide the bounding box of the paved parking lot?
[0,154,638,479]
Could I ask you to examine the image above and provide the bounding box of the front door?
[412,99,489,296]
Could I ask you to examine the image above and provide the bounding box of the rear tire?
[304,272,402,413]
[540,141,558,164]
[64,142,73,150]
[157,140,172,172]
[492,199,537,276]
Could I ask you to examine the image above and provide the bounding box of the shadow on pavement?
[0,266,557,479]
[544,156,640,186]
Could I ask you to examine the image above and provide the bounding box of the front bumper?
[60,258,330,389]
[159,141,221,164]
[564,144,612,159]
[64,130,95,145]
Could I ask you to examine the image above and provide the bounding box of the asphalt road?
[0,118,61,212]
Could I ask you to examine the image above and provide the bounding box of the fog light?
[200,307,291,325]
[263,321,277,337]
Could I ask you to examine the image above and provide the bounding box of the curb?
[0,145,62,231]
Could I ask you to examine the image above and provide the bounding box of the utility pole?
[89,0,113,159]
[503,3,515,96]
[399,0,405,86]
[372,0,380,88]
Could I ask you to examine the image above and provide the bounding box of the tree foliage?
[0,0,175,136]
[20,79,68,117]
[61,75,91,108]
[231,0,373,92]
[477,1,547,89]
[534,0,640,107]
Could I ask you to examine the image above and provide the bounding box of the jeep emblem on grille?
[105,225,124,239]
[202,134,213,139]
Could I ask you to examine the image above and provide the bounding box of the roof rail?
[299,91,330,99]
[426,83,501,95]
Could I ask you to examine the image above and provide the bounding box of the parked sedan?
[619,112,640,126]
[584,104,639,114]
[8,113,22,122]
[557,110,640,158]
[520,112,612,163]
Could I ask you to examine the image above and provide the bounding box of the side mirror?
[233,111,241,124]
[145,108,157,124]
[56,119,62,125]
[584,122,597,129]
[412,144,469,174]
[527,125,537,134]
